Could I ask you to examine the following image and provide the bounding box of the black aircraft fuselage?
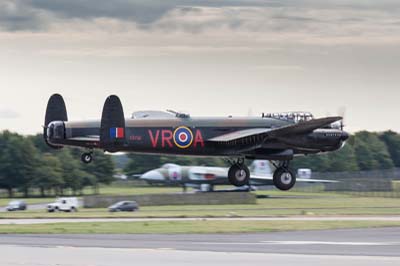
[47,117,346,159]
[44,94,348,190]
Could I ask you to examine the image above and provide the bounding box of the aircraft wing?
[208,128,271,142]
[207,116,342,144]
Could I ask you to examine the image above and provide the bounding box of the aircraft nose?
[341,131,349,141]
[140,170,165,181]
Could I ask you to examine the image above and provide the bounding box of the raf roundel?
[173,126,194,149]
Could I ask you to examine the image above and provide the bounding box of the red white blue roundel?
[173,126,194,149]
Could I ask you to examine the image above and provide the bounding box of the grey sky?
[0,0,399,134]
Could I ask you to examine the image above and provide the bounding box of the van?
[47,197,79,212]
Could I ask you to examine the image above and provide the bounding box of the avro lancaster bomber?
[44,94,348,191]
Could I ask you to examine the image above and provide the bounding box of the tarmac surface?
[1,215,400,224]
[0,228,400,265]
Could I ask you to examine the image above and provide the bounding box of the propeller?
[329,106,346,130]
[337,106,346,131]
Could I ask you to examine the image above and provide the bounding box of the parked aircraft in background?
[44,94,348,191]
[140,160,336,192]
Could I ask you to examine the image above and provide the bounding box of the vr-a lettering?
[148,129,173,148]
[148,129,204,148]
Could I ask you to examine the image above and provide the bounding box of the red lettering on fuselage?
[148,130,159,148]
[162,130,173,148]
[194,130,204,148]
[148,129,204,149]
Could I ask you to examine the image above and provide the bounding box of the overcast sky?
[0,0,399,134]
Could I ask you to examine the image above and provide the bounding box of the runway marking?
[198,241,400,246]
[260,241,400,246]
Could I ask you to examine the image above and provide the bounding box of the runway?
[0,228,400,265]
[1,215,400,224]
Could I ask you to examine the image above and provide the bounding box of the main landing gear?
[81,151,93,164]
[227,158,250,187]
[272,161,296,191]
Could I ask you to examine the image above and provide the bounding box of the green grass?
[1,220,400,234]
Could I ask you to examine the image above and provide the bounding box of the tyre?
[273,168,296,191]
[81,153,93,164]
[228,164,250,187]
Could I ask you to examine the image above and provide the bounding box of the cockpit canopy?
[131,111,175,119]
[131,110,190,119]
[263,112,314,123]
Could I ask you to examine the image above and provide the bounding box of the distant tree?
[124,154,163,176]
[28,134,54,153]
[0,131,39,197]
[83,151,115,194]
[56,149,88,195]
[324,143,359,172]
[352,131,394,170]
[380,131,400,167]
[33,154,64,197]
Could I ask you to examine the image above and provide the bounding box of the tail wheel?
[228,164,250,187]
[273,167,296,191]
[81,153,93,164]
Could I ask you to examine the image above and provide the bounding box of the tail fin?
[44,94,68,148]
[100,95,126,152]
[44,94,68,126]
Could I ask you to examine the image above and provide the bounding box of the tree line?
[292,130,400,172]
[0,131,114,198]
[0,130,399,198]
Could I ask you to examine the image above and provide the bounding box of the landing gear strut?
[81,152,93,164]
[227,158,250,187]
[272,161,296,191]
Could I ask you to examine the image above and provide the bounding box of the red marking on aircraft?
[179,132,188,142]
[162,130,173,148]
[194,130,204,148]
[149,130,159,148]
[148,129,204,148]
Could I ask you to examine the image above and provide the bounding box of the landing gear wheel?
[81,153,93,164]
[273,167,296,191]
[228,164,250,187]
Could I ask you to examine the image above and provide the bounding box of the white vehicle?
[297,168,312,179]
[47,197,79,212]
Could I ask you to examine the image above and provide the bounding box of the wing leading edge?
[208,116,342,144]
